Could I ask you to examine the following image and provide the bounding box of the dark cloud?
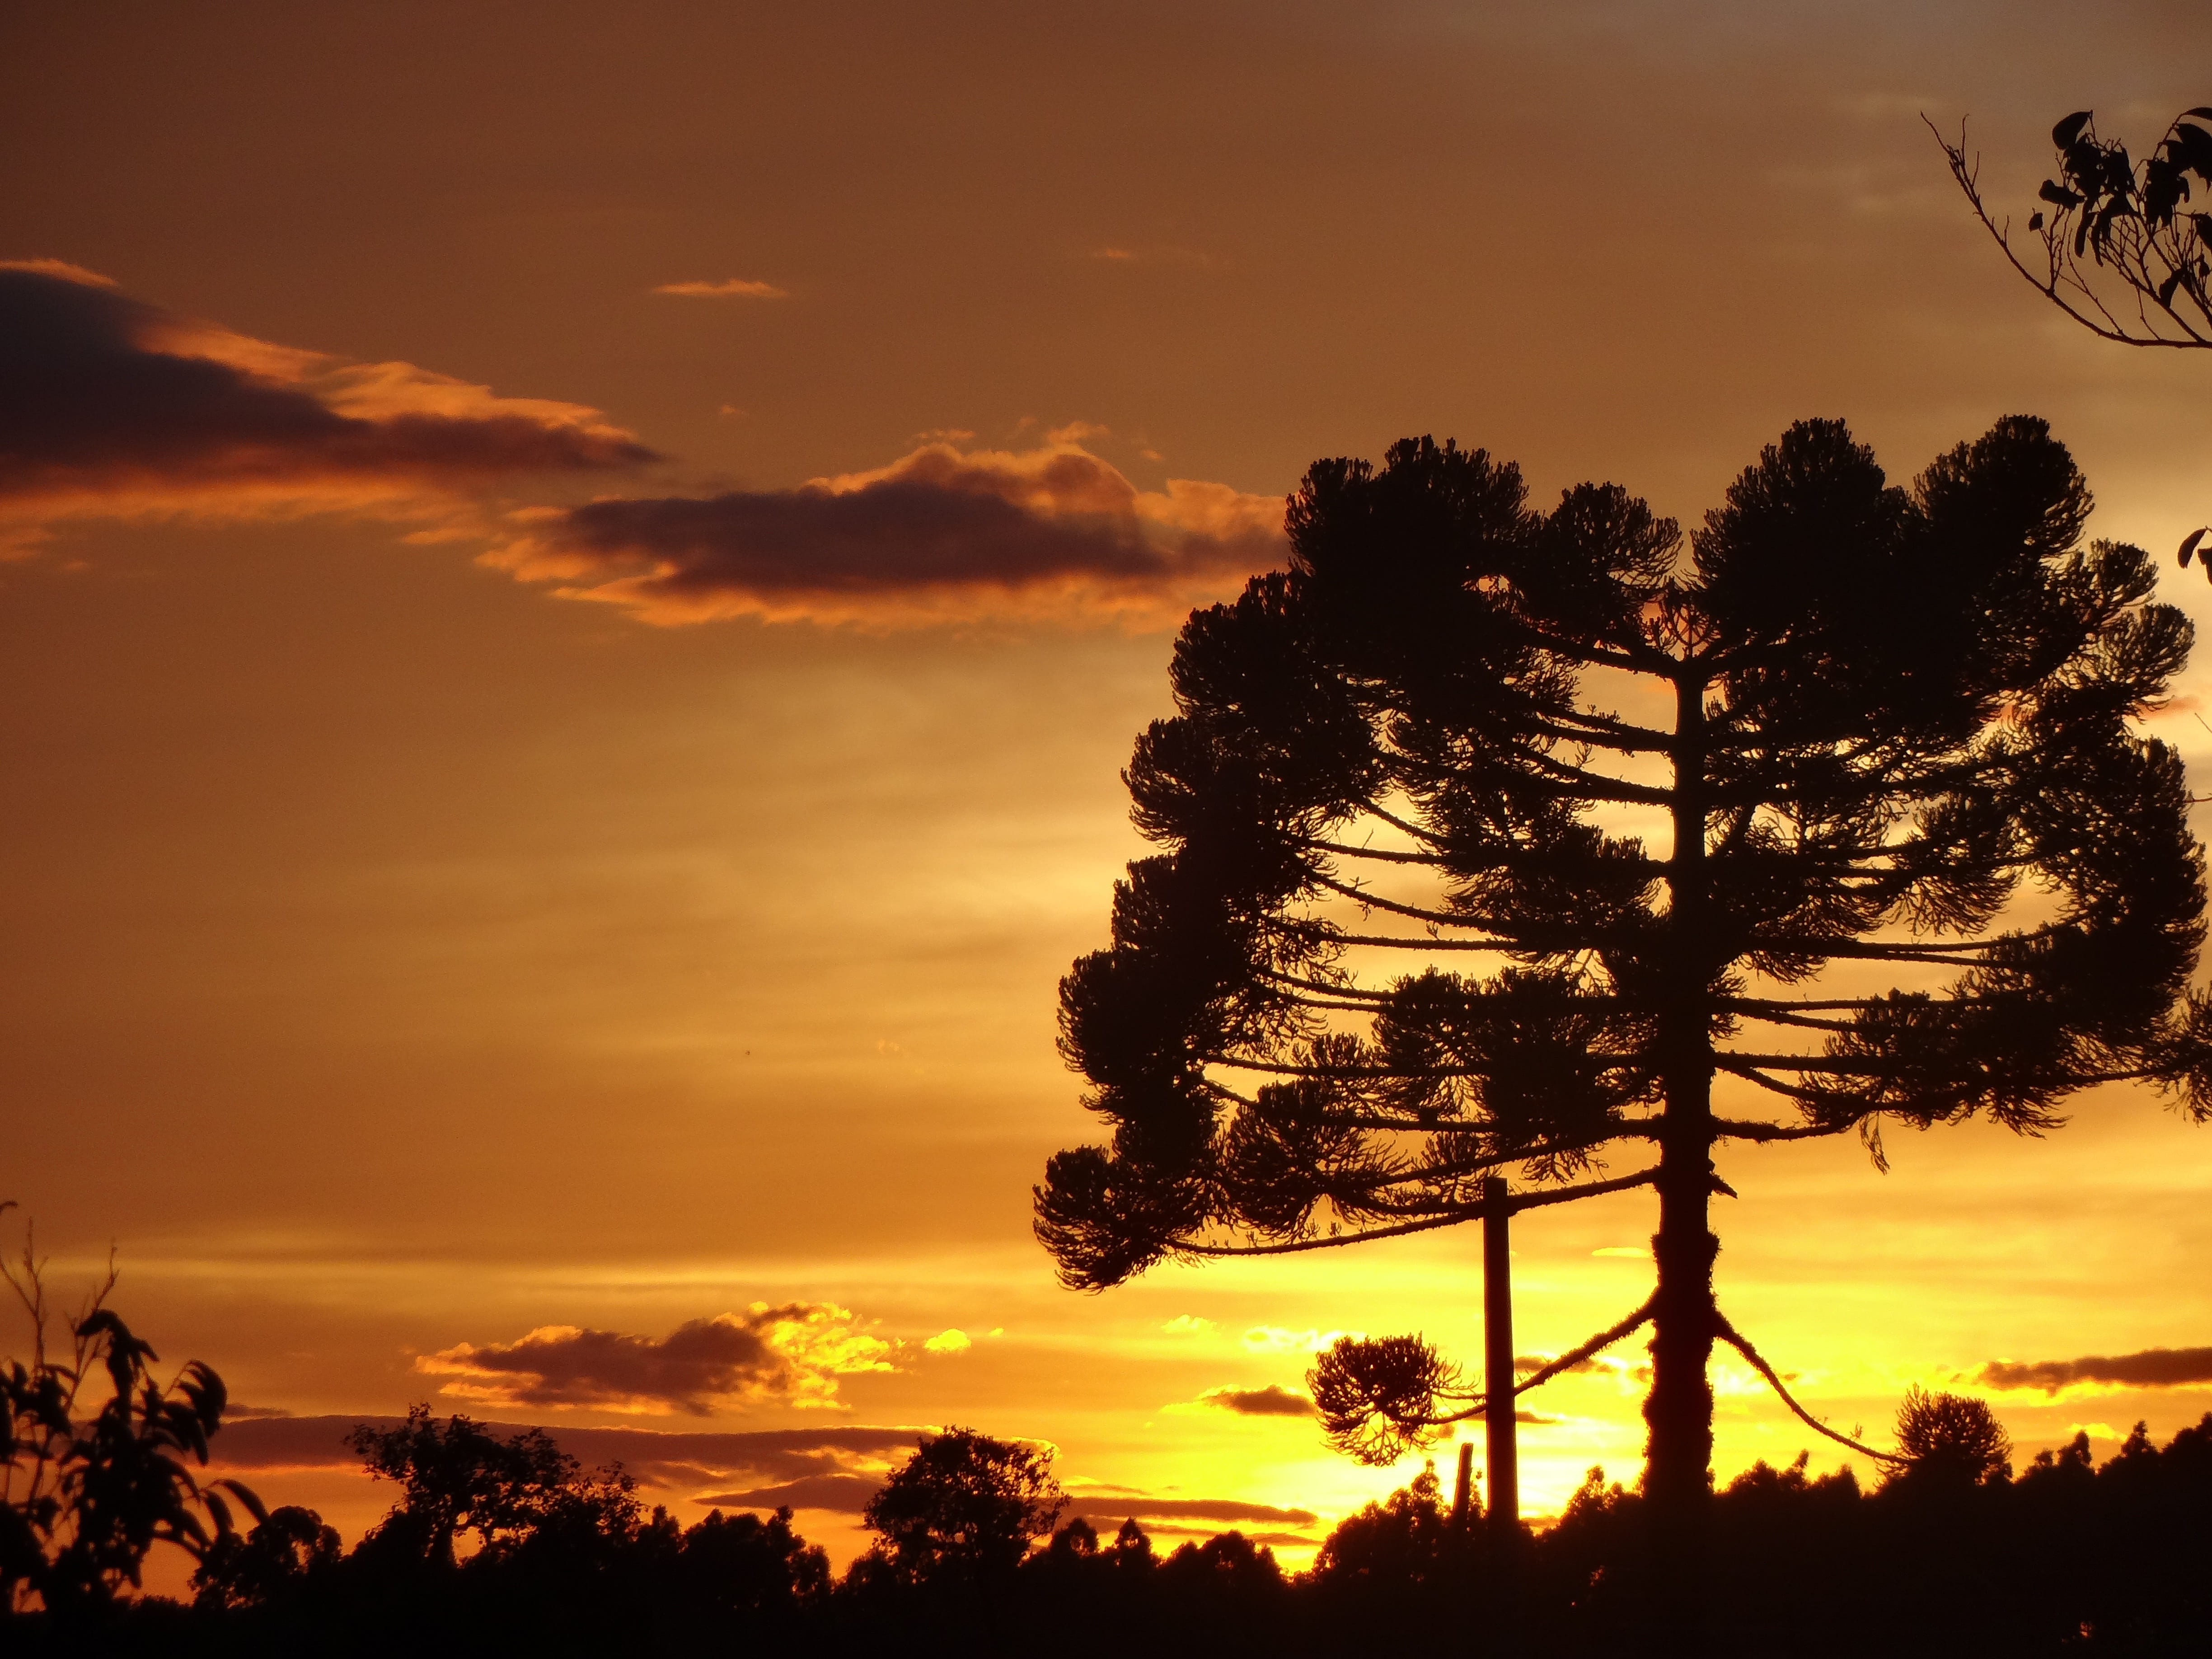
[1196,1384,1314,1417]
[490,441,1285,623]
[417,1304,894,1415]
[0,261,654,516]
[209,1415,923,1490]
[1978,1345,2212,1393]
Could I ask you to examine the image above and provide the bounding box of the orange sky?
[5,0,2212,1575]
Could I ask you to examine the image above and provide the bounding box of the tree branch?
[1183,1166,1663,1258]
[1428,1294,1661,1424]
[1715,1309,1903,1465]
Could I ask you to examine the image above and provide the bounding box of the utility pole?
[1483,1175,1518,1546]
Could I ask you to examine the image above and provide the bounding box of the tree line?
[5,1375,2210,1657]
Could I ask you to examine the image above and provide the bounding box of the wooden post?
[1451,1440,1475,1529]
[1483,1175,1518,1544]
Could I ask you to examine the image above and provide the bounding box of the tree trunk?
[1645,670,1719,1649]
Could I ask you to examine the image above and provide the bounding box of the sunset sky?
[5,1,2212,1575]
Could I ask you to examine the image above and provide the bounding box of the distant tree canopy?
[1936,106,2212,350]
[856,1427,1064,1587]
[1035,417,2211,1531]
[347,1406,639,1572]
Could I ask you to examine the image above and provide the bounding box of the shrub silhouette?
[1,1223,260,1614]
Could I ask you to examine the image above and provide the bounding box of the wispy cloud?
[487,439,1285,626]
[0,261,655,530]
[1978,1345,2212,1394]
[1242,1326,1358,1354]
[652,278,789,300]
[415,1303,895,1416]
[694,1472,886,1511]
[1085,246,1212,268]
[1061,1495,1319,1542]
[211,1415,923,1492]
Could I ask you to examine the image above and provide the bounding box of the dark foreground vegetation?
[8,1368,2210,1657]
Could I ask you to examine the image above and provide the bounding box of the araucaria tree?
[1036,416,2211,1540]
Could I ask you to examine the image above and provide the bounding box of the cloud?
[208,1413,1320,1539]
[1045,421,1110,445]
[1065,1497,1318,1527]
[652,278,789,300]
[1516,1353,1603,1376]
[210,1415,924,1490]
[922,1329,971,1354]
[0,261,655,528]
[485,440,1285,625]
[1242,1326,1357,1354]
[1161,1315,1216,1336]
[1194,1384,1313,1418]
[414,1303,895,1415]
[694,1473,886,1512]
[1977,1345,2212,1394]
[1085,246,1212,268]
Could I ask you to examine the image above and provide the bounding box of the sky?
[5,0,2212,1577]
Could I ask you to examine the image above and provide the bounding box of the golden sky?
[5,0,2212,1574]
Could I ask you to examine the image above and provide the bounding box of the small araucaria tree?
[1034,416,2211,1547]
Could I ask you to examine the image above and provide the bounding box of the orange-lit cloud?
[652,278,789,299]
[415,1303,895,1415]
[1978,1345,2212,1394]
[0,261,656,528]
[486,440,1286,625]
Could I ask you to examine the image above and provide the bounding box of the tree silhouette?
[348,1405,635,1570]
[192,1504,341,1609]
[676,1505,830,1614]
[1935,106,2212,350]
[857,1427,1064,1586]
[1036,418,2209,1577]
[1890,1385,2011,1488]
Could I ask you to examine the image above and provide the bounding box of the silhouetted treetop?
[2,1223,263,1614]
[1891,1386,2011,1488]
[857,1427,1064,1586]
